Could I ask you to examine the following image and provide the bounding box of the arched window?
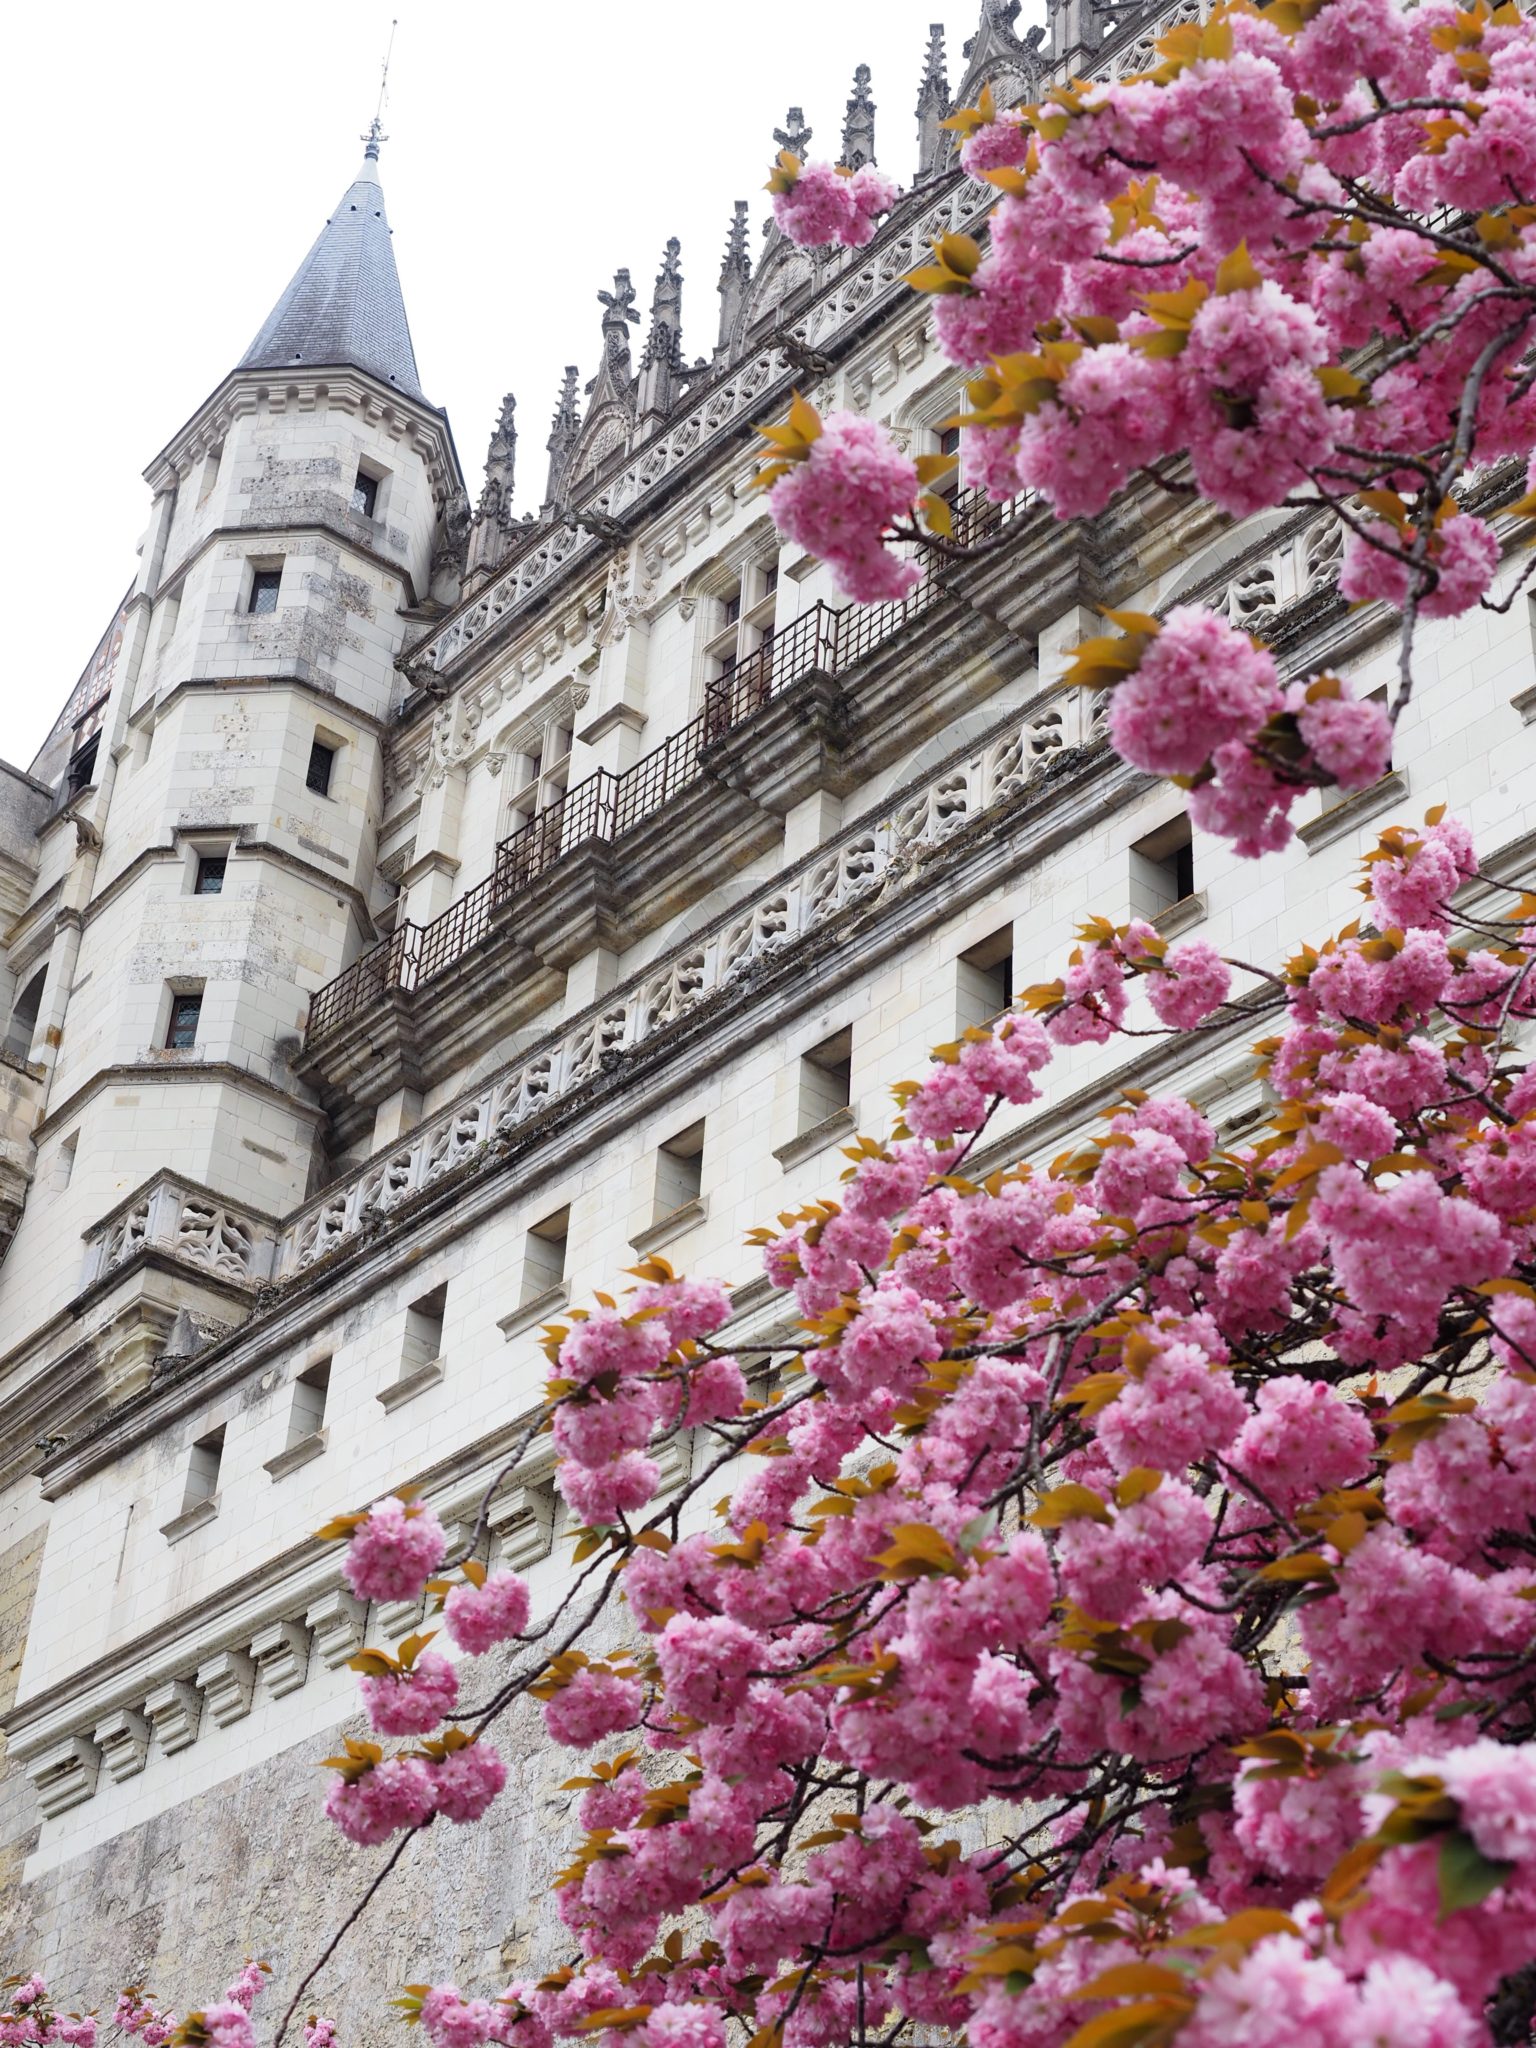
[4,969,46,1062]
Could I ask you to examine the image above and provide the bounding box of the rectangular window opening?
[401,1285,447,1377]
[165,989,203,1050]
[351,469,380,519]
[959,925,1015,1026]
[523,1206,571,1303]
[248,569,282,615]
[654,1121,705,1224]
[184,1425,225,1512]
[306,738,337,797]
[195,854,227,896]
[288,1360,331,1447]
[1130,816,1195,921]
[798,1027,853,1134]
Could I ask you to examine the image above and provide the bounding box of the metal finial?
[363,18,398,159]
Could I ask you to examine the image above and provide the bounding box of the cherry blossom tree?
[24,6,1536,2047]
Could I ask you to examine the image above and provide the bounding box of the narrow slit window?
[523,1206,571,1303]
[798,1027,853,1134]
[960,926,1014,1025]
[248,569,282,615]
[195,854,227,896]
[288,1360,331,1446]
[401,1285,447,1377]
[351,469,379,518]
[1130,817,1195,921]
[306,738,337,797]
[654,1122,705,1224]
[184,1426,225,1511]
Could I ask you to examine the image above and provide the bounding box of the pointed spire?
[842,65,877,170]
[773,107,813,161]
[717,201,753,355]
[239,135,425,401]
[916,24,952,180]
[542,366,582,514]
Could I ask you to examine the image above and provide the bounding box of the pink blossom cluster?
[341,1494,447,1604]
[1,1981,95,2048]
[767,412,921,603]
[443,1570,532,1655]
[359,1647,459,1736]
[324,1735,508,1845]
[757,0,1536,871]
[770,161,899,251]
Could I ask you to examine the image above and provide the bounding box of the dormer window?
[249,569,282,615]
[351,469,379,519]
[66,735,100,797]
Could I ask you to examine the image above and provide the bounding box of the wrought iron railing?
[305,494,1024,1046]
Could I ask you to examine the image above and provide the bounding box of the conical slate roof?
[239,131,425,402]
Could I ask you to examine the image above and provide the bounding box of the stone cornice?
[152,518,423,613]
[77,828,377,949]
[32,1057,326,1149]
[142,365,463,503]
[130,671,393,745]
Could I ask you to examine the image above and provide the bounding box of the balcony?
[306,494,1021,1051]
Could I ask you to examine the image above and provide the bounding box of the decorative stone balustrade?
[80,1173,278,1294]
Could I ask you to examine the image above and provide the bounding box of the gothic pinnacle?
[915,23,951,179]
[773,107,813,161]
[842,64,876,171]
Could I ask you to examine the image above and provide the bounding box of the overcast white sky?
[0,0,1035,773]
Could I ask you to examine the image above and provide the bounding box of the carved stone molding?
[305,1589,369,1670]
[145,1678,202,1755]
[195,1650,256,1730]
[91,1708,150,1784]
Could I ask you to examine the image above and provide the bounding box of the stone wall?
[0,1526,46,1928]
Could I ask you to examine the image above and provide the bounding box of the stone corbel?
[194,1649,256,1729]
[305,1588,368,1670]
[144,1677,202,1755]
[93,1707,151,1783]
[487,1482,556,1574]
[28,1734,101,1818]
[251,1620,312,1701]
[377,1592,428,1640]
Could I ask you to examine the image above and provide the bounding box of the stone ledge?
[263,1429,327,1481]
[1152,892,1207,941]
[498,1282,570,1342]
[772,1104,859,1172]
[1297,769,1410,852]
[1514,681,1536,725]
[160,1495,219,1545]
[630,1198,708,1258]
[377,1356,446,1413]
